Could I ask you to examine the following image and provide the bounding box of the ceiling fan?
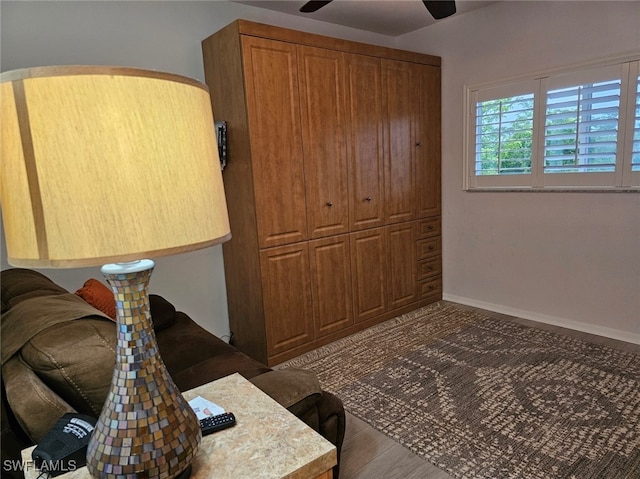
[299,0,457,20]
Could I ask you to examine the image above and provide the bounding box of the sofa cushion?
[20,318,116,417]
[13,298,176,417]
[157,312,270,391]
[1,294,112,366]
[1,269,68,314]
[149,294,177,331]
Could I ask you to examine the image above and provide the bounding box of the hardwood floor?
[340,412,452,479]
[335,303,639,479]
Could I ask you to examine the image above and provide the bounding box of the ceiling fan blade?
[300,0,333,13]
[422,1,456,19]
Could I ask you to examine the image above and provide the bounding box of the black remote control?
[199,412,236,436]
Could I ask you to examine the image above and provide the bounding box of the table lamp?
[0,66,231,479]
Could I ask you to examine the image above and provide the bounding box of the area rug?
[279,302,640,479]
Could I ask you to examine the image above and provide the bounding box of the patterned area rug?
[279,302,640,479]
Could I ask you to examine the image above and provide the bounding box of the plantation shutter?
[632,74,640,172]
[465,60,639,190]
[469,80,537,188]
[475,94,534,175]
[544,79,621,174]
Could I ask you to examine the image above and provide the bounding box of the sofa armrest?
[249,368,322,414]
[2,356,75,442]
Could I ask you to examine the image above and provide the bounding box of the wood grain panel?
[416,216,441,238]
[298,45,349,239]
[260,244,314,356]
[235,20,441,66]
[242,36,308,248]
[383,59,415,224]
[415,64,441,218]
[346,54,384,231]
[350,228,386,322]
[417,256,442,280]
[386,222,417,310]
[418,276,442,299]
[417,237,441,260]
[309,235,354,337]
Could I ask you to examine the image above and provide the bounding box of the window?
[465,58,640,190]
[544,79,620,175]
[632,74,640,172]
[475,93,534,176]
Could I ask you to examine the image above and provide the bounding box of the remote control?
[199,412,236,436]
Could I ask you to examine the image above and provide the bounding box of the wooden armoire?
[202,20,442,366]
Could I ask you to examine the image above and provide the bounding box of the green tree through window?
[475,94,534,175]
[544,80,620,174]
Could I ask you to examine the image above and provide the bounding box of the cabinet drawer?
[418,276,441,299]
[417,237,441,260]
[417,217,441,238]
[417,256,441,280]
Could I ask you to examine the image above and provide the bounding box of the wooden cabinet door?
[260,244,314,357]
[350,228,386,322]
[242,36,308,248]
[345,53,385,231]
[382,59,415,224]
[386,222,417,310]
[414,64,441,218]
[309,235,353,337]
[298,45,349,239]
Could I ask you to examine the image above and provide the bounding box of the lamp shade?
[0,66,230,267]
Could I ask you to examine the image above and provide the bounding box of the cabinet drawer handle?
[365,196,372,202]
[415,141,422,147]
[326,201,333,207]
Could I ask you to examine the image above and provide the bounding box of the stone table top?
[22,373,337,479]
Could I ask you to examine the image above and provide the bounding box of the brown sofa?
[1,268,345,478]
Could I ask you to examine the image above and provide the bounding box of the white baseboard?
[443,293,640,346]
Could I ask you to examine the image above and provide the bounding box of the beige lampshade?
[0,66,231,267]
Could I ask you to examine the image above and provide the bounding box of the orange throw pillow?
[75,278,117,321]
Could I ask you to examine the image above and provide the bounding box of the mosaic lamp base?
[86,260,201,479]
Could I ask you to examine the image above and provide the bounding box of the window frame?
[464,53,640,191]
[622,60,640,187]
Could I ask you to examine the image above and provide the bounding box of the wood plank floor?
[335,303,640,479]
[340,412,453,479]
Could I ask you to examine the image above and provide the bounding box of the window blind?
[475,94,534,176]
[544,80,621,174]
[632,75,640,172]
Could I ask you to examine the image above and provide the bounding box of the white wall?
[0,0,395,338]
[396,1,640,342]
